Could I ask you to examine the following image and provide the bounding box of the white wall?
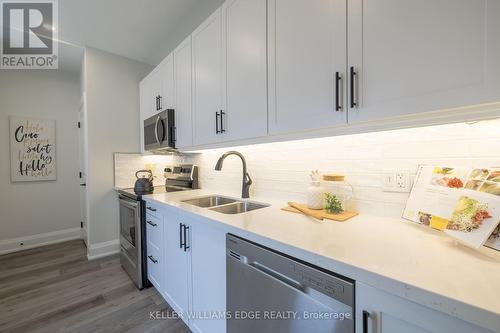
[0,70,82,253]
[84,47,152,258]
[177,118,500,218]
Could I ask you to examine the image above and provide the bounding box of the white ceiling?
[59,0,225,66]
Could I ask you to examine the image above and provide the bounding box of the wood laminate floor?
[0,240,190,333]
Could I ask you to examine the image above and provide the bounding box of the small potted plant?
[325,193,343,214]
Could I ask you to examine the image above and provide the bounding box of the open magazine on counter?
[403,165,500,251]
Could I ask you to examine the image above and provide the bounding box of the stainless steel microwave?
[144,109,176,152]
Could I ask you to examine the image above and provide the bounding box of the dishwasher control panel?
[292,263,351,303]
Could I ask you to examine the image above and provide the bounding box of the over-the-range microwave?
[144,109,176,152]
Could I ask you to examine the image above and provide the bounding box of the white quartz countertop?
[143,189,500,331]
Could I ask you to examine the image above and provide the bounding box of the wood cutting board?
[282,202,358,222]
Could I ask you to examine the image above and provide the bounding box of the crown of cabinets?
[140,0,500,152]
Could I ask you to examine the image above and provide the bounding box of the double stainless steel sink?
[182,195,269,214]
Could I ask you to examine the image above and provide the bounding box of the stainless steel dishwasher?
[226,234,354,333]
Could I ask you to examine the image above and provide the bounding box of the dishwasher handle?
[250,261,305,293]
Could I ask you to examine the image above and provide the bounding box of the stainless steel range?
[118,164,198,289]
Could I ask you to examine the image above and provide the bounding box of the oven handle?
[119,197,139,210]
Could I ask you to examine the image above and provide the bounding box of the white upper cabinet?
[141,54,174,119]
[139,78,150,153]
[348,0,500,123]
[222,0,268,141]
[173,36,193,148]
[268,0,348,134]
[149,68,163,114]
[192,8,224,146]
[159,54,174,110]
[141,0,500,151]
[139,53,175,152]
[140,71,160,122]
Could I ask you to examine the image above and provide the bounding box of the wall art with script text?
[9,116,56,182]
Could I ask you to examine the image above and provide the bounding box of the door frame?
[77,93,89,246]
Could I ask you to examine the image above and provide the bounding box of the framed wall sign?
[9,116,57,182]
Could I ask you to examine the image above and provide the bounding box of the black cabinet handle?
[179,223,184,249]
[146,206,157,212]
[335,72,342,111]
[215,112,220,134]
[350,67,357,108]
[362,310,370,333]
[158,95,162,110]
[220,110,226,133]
[148,255,158,264]
[183,225,190,251]
[146,220,157,227]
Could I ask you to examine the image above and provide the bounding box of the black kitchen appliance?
[133,170,154,193]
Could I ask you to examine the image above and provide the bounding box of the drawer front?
[146,214,162,248]
[145,201,161,218]
[147,242,162,290]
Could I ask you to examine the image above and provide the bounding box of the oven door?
[119,195,143,288]
[119,196,139,255]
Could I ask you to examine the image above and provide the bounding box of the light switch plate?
[382,170,412,193]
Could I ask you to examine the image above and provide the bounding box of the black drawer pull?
[350,66,357,108]
[179,223,184,249]
[335,72,342,111]
[148,255,158,264]
[183,225,190,252]
[362,310,370,333]
[146,206,157,212]
[220,110,226,133]
[146,220,157,227]
[215,112,220,134]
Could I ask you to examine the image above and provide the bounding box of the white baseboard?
[87,239,120,260]
[0,227,83,255]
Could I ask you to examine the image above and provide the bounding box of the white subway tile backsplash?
[175,119,500,217]
[114,153,174,188]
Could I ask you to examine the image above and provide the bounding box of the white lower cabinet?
[355,282,491,333]
[146,213,163,291]
[189,215,227,333]
[147,202,227,333]
[146,201,492,333]
[162,206,190,316]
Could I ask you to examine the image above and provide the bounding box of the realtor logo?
[1,0,58,69]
